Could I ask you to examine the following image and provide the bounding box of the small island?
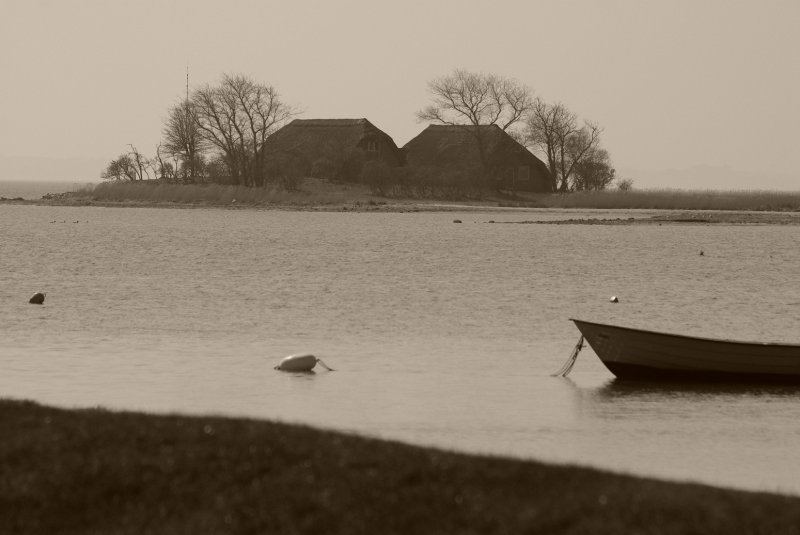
[9,68,795,220]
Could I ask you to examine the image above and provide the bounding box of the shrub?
[360,160,395,196]
[616,178,634,192]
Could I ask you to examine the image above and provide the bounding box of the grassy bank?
[74,179,386,209]
[20,179,800,212]
[2,399,799,534]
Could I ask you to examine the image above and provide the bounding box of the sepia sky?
[1,0,798,189]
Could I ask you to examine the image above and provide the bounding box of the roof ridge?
[291,118,369,125]
[425,123,502,130]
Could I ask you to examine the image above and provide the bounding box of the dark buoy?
[453,219,462,224]
[29,292,46,305]
[700,250,704,256]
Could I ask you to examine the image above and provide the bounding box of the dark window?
[366,140,378,152]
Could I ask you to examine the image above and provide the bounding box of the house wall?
[357,135,403,167]
[488,156,550,192]
[485,137,550,192]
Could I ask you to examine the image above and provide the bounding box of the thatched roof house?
[402,125,551,192]
[262,119,402,181]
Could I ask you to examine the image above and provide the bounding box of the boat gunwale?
[570,318,800,350]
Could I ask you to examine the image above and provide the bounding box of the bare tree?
[525,100,571,191]
[418,69,534,175]
[101,154,137,181]
[561,123,602,189]
[524,99,603,192]
[102,145,165,182]
[127,144,150,181]
[162,100,205,181]
[152,143,169,181]
[149,142,179,181]
[571,147,616,191]
[192,73,296,187]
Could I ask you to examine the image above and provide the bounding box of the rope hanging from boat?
[552,336,585,377]
[315,358,335,371]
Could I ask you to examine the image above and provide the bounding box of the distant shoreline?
[3,198,800,226]
[3,198,800,225]
[3,397,800,533]
[2,178,799,225]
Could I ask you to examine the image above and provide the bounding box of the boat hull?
[571,319,800,383]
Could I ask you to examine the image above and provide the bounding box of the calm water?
[0,180,83,200]
[1,199,799,495]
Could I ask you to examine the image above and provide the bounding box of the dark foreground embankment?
[2,399,799,534]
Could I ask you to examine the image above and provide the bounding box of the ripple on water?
[1,204,799,494]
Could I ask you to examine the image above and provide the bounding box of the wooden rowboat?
[571,319,800,383]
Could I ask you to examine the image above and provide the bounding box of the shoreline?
[3,397,800,533]
[3,195,800,225]
[3,177,800,223]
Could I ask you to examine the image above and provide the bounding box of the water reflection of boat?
[572,319,800,383]
[591,378,800,399]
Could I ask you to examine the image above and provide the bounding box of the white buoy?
[609,296,619,303]
[275,354,335,372]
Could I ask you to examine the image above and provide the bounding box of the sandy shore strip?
[492,210,800,225]
[3,192,799,224]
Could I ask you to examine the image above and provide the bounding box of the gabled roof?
[402,124,519,152]
[403,124,544,166]
[263,118,400,160]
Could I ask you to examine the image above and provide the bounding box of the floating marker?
[29,292,46,305]
[275,353,335,372]
[609,296,619,303]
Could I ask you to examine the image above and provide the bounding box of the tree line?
[102,70,623,193]
[419,69,618,192]
[102,74,296,187]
